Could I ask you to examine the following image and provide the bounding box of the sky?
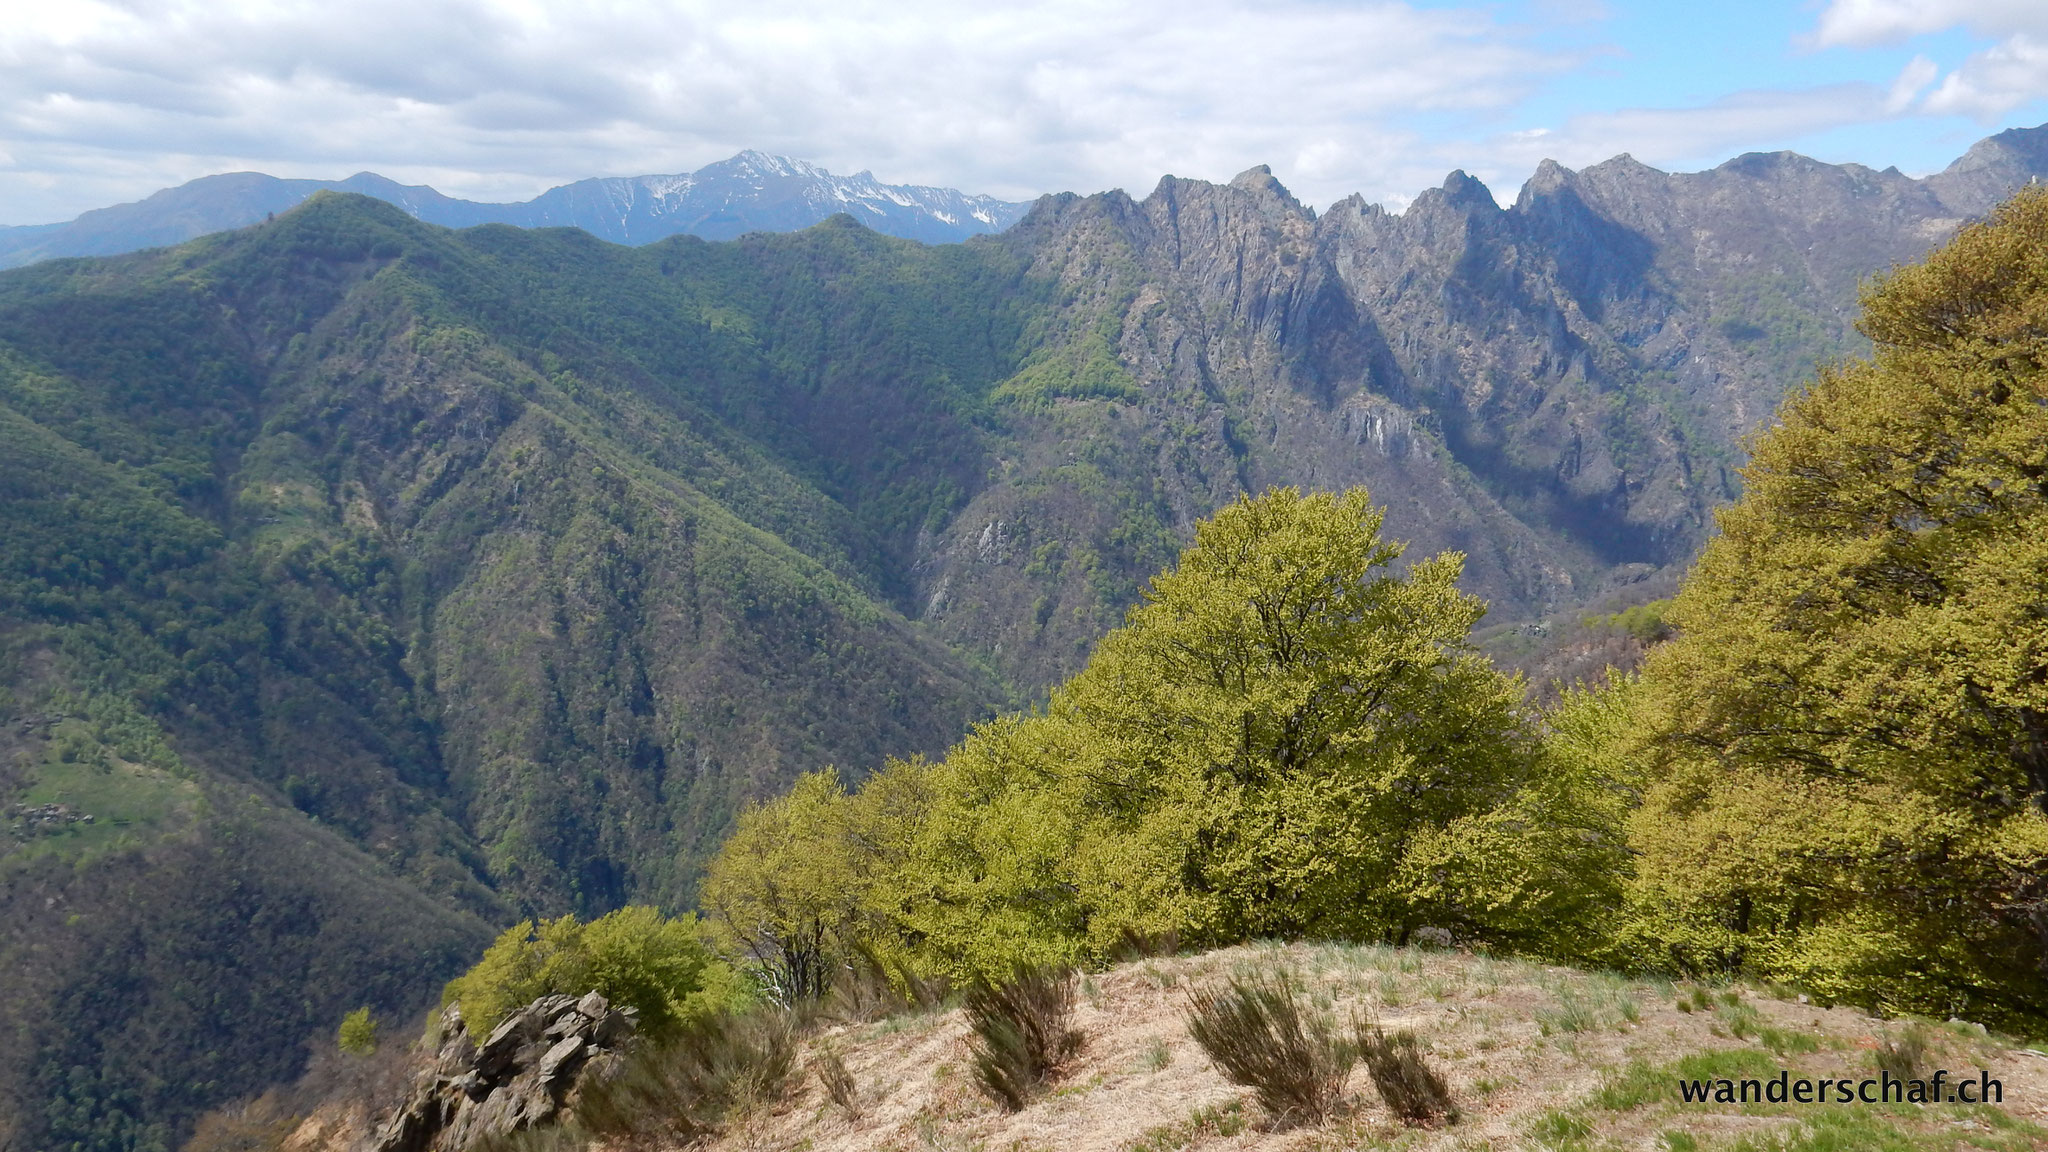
[0,0,2044,225]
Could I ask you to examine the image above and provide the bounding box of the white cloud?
[2,0,2040,227]
[1924,34,2048,117]
[0,0,1574,223]
[1469,82,1901,192]
[1813,0,2048,121]
[1812,0,2047,47]
[1886,54,1939,112]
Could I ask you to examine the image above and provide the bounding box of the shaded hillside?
[0,196,1020,1150]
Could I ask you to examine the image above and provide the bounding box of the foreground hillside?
[287,944,2048,1152]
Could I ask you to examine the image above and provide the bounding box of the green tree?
[701,757,945,1001]
[700,771,860,1003]
[1042,486,1536,948]
[443,906,723,1037]
[704,487,1557,977]
[1395,677,1645,967]
[336,1006,378,1055]
[1621,188,2048,1026]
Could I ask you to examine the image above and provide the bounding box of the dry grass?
[688,944,2048,1152]
[285,945,2048,1152]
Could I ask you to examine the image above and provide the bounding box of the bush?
[1874,1024,1931,1082]
[1185,969,1354,1125]
[336,1006,378,1055]
[443,906,722,1038]
[964,964,1083,1111]
[814,1048,859,1117]
[1358,1024,1456,1126]
[570,1008,798,1147]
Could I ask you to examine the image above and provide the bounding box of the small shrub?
[815,1048,859,1117]
[1541,977,1639,1035]
[571,1008,797,1146]
[1111,926,1181,962]
[1538,989,1601,1034]
[1185,969,1355,1125]
[337,1005,378,1055]
[1874,1024,1931,1082]
[1715,1000,1762,1040]
[471,1126,588,1152]
[826,942,950,1021]
[1358,1022,1457,1126]
[179,1091,296,1152]
[1142,1037,1172,1072]
[1594,1060,1663,1111]
[1758,1024,1821,1056]
[964,964,1083,1111]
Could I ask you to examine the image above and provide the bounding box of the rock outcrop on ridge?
[370,994,638,1152]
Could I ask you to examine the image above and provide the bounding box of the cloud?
[2,0,2040,227]
[1924,34,2048,118]
[1812,0,2047,47]
[1813,0,2048,121]
[0,0,1575,223]
[1469,81,1903,191]
[1886,55,1939,112]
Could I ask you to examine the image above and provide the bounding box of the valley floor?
[705,943,2048,1152]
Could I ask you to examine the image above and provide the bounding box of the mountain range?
[2,123,2046,1151]
[0,152,1033,268]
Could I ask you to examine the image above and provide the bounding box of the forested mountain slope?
[1,124,2045,1150]
[0,198,1020,1150]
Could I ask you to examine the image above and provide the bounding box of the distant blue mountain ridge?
[0,151,1035,267]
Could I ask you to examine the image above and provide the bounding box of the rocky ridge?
[905,129,2048,690]
[370,994,638,1152]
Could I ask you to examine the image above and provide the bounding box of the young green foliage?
[700,758,938,1002]
[442,905,722,1038]
[1622,187,2048,1027]
[336,1006,379,1056]
[704,487,1578,977]
[1049,487,1534,947]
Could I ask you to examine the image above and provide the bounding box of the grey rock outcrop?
[367,993,637,1152]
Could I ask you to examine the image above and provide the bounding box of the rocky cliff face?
[905,135,2048,688]
[369,996,637,1152]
